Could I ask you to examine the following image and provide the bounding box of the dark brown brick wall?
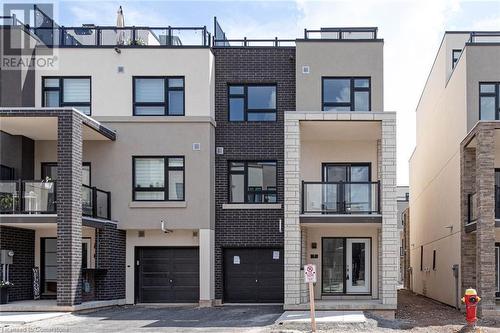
[0,226,35,301]
[213,47,296,301]
[95,224,126,300]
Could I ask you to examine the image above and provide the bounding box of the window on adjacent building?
[133,156,184,201]
[133,77,184,116]
[322,77,371,111]
[452,49,462,69]
[432,250,436,270]
[479,82,500,120]
[42,77,91,115]
[229,161,277,203]
[420,246,424,271]
[228,84,277,121]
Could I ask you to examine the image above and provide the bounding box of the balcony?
[302,181,380,215]
[0,180,111,220]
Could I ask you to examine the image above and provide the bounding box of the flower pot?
[0,288,9,304]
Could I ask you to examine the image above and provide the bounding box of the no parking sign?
[304,264,317,283]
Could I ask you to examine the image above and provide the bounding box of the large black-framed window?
[132,156,184,201]
[479,82,500,120]
[452,49,462,69]
[42,76,91,115]
[133,77,185,116]
[322,77,371,111]
[229,161,277,203]
[228,84,277,122]
[0,165,15,180]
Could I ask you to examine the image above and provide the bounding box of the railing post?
[132,26,136,44]
[275,37,278,47]
[301,181,305,214]
[203,26,207,46]
[18,179,23,213]
[107,191,111,220]
[304,28,307,39]
[92,187,97,218]
[96,28,100,46]
[168,25,172,46]
[60,26,65,46]
[377,180,381,214]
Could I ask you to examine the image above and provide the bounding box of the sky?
[4,0,500,185]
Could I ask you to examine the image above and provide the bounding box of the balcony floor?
[300,213,382,224]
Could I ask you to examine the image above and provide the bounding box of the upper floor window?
[452,49,462,69]
[479,82,500,120]
[133,156,184,201]
[229,161,277,203]
[228,84,277,121]
[133,77,184,116]
[42,77,91,115]
[322,77,370,112]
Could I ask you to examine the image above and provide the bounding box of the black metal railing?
[213,37,296,47]
[0,180,111,219]
[2,22,211,47]
[304,27,378,40]
[302,181,380,214]
[468,31,500,44]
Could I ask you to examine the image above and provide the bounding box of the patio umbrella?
[116,6,125,45]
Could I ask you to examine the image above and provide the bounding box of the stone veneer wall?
[460,123,497,316]
[284,112,398,307]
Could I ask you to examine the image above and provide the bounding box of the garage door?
[136,247,199,303]
[224,248,284,303]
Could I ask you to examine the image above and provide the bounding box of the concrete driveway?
[2,305,284,333]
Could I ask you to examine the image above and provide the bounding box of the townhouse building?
[410,31,500,317]
[283,29,398,318]
[0,7,397,316]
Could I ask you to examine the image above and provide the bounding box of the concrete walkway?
[276,310,366,324]
[0,311,67,324]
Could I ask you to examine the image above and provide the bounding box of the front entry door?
[346,239,370,293]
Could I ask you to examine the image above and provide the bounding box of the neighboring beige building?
[284,28,398,319]
[397,186,409,283]
[410,31,500,317]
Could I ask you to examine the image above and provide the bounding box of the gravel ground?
[271,290,500,332]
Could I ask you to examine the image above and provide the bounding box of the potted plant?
[42,176,53,190]
[0,281,14,304]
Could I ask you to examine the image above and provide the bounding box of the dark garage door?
[136,247,199,303]
[224,248,284,303]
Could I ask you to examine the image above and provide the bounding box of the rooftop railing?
[304,27,378,40]
[1,19,211,47]
[213,37,296,47]
[468,31,500,44]
[0,180,111,220]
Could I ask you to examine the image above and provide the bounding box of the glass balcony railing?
[302,181,380,214]
[28,26,211,47]
[0,180,111,220]
[304,27,378,40]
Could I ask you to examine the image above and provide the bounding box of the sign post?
[304,264,317,333]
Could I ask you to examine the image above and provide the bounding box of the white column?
[284,116,302,306]
[199,228,214,306]
[380,117,398,305]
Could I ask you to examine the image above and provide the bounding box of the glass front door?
[322,237,371,295]
[346,239,370,293]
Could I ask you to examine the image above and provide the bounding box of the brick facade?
[0,226,35,301]
[95,224,126,300]
[213,47,295,301]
